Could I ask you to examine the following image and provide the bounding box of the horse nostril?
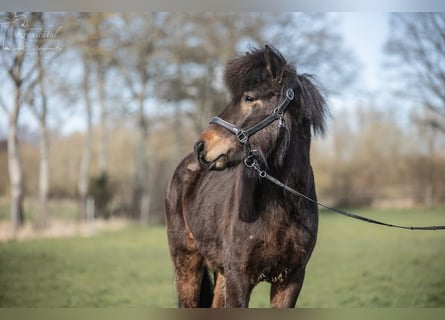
[194,140,205,159]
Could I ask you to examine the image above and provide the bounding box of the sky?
[337,12,389,91]
[0,12,391,137]
[326,12,390,116]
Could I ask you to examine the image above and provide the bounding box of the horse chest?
[241,227,307,284]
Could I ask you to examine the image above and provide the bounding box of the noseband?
[209,88,295,165]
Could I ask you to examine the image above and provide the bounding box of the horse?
[164,45,328,308]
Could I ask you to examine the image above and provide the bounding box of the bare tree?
[386,13,445,132]
[24,13,63,229]
[408,107,444,206]
[0,12,45,236]
[115,13,164,219]
[63,13,119,219]
[33,48,50,229]
[157,13,357,136]
[60,13,99,221]
[85,13,118,176]
[269,13,358,93]
[385,13,445,205]
[77,57,94,220]
[157,13,266,134]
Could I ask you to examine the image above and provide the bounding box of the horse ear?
[264,45,285,80]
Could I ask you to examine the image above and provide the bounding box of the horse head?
[195,45,327,172]
[194,45,295,171]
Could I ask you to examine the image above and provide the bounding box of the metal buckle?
[244,152,267,178]
[236,130,248,144]
[286,88,294,100]
[244,156,255,168]
[274,107,284,117]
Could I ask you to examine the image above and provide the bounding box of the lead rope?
[244,158,445,231]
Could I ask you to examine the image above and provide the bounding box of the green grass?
[0,225,176,307]
[1,208,445,307]
[252,207,445,307]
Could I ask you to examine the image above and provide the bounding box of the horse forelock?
[223,47,294,100]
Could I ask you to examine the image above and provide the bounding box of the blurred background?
[0,11,445,308]
[1,12,445,236]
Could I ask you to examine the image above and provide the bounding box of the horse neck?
[268,121,312,184]
[236,121,313,221]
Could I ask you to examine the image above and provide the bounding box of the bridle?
[207,86,445,231]
[210,87,295,165]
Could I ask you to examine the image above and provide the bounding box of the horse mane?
[295,73,329,136]
[224,45,329,136]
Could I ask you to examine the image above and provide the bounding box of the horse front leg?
[270,270,305,308]
[173,251,205,307]
[211,272,226,308]
[224,269,254,308]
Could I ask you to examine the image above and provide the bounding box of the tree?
[386,13,445,132]
[65,13,119,220]
[24,13,63,229]
[407,107,445,206]
[157,13,266,135]
[0,12,45,236]
[115,13,164,220]
[157,13,357,137]
[264,13,358,94]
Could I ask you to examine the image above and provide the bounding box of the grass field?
[0,207,445,307]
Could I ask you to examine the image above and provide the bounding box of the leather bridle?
[209,88,295,163]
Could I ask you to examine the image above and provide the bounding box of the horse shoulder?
[165,153,203,228]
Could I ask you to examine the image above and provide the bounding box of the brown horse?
[164,45,328,308]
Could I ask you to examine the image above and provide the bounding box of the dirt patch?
[0,218,129,242]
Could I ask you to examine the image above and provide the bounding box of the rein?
[245,158,445,231]
[210,87,445,231]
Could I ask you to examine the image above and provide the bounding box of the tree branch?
[387,13,445,124]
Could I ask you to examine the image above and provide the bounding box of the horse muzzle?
[194,140,229,171]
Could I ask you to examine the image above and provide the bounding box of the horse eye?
[244,95,256,103]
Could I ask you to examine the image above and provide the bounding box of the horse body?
[165,45,327,308]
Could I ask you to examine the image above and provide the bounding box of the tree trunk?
[425,126,436,207]
[35,45,50,230]
[7,91,24,238]
[97,66,108,176]
[36,118,50,229]
[132,95,149,219]
[78,60,93,221]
